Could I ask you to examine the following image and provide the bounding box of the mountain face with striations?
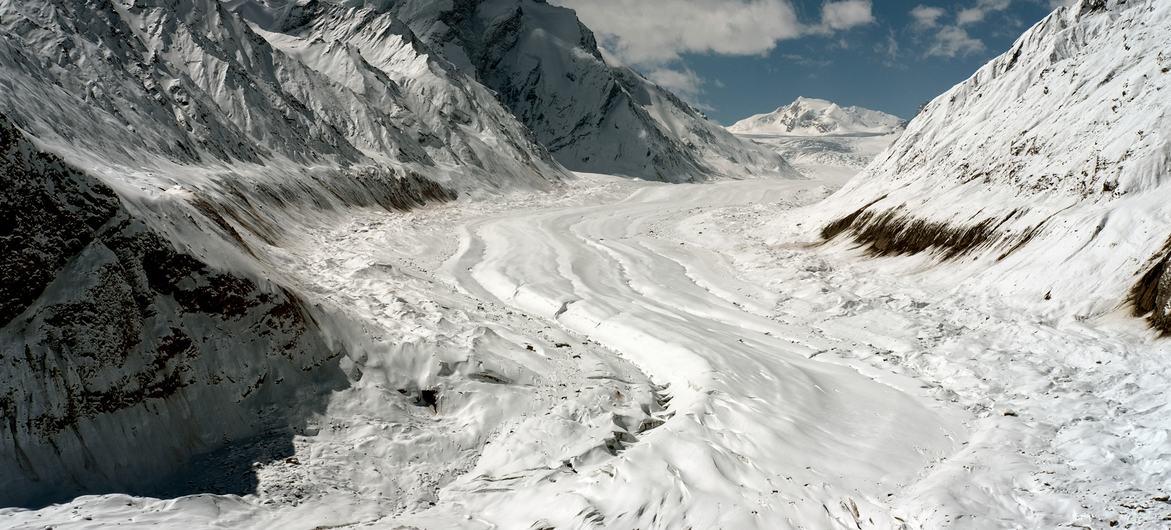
[814,0,1171,328]
[0,0,569,192]
[241,0,794,182]
[728,97,905,136]
[0,0,567,506]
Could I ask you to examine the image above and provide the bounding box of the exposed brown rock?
[1130,236,1171,335]
[0,116,120,326]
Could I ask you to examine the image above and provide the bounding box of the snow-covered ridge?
[0,0,567,197]
[729,97,905,136]
[814,0,1171,325]
[343,0,796,182]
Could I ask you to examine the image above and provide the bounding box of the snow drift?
[815,0,1171,329]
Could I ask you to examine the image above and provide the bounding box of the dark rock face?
[0,117,120,326]
[0,117,348,508]
[820,201,1043,261]
[423,0,700,179]
[1131,240,1171,335]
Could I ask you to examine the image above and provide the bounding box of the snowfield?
[4,169,1168,529]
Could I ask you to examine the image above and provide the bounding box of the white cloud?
[926,25,986,57]
[956,0,1012,25]
[781,53,832,68]
[878,30,901,67]
[551,0,803,65]
[820,0,875,31]
[643,66,716,111]
[909,5,946,29]
[551,0,875,66]
[645,67,705,101]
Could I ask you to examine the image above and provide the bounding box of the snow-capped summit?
[729,97,905,136]
[728,97,904,181]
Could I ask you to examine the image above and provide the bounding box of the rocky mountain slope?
[0,0,558,506]
[815,0,1171,328]
[728,96,905,136]
[334,0,795,181]
[0,0,567,193]
[0,114,355,508]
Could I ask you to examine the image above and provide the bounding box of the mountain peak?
[791,96,832,107]
[730,97,904,136]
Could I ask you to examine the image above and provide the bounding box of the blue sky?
[553,0,1066,123]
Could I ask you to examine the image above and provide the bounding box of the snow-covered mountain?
[3,0,1169,525]
[0,0,562,505]
[331,0,795,182]
[729,98,904,182]
[0,0,568,193]
[815,0,1171,328]
[729,97,905,136]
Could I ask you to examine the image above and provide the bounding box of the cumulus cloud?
[926,25,986,57]
[909,5,946,29]
[910,0,1028,59]
[645,67,705,100]
[551,0,804,65]
[551,0,876,66]
[547,0,875,109]
[820,0,875,31]
[644,66,718,111]
[956,0,1011,25]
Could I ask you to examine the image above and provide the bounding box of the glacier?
[1,0,1169,528]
